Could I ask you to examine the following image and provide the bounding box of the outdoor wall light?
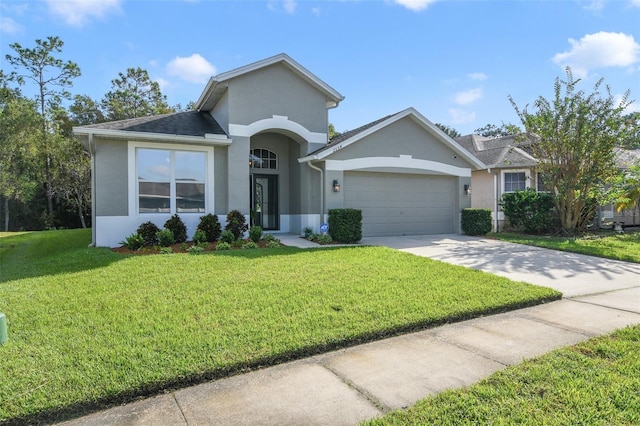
[333,179,341,192]
[464,184,471,196]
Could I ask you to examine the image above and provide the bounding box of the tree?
[51,134,91,228]
[620,112,640,149]
[328,123,342,140]
[435,123,461,138]
[102,67,172,120]
[510,68,635,232]
[5,36,81,219]
[0,76,42,231]
[474,122,520,138]
[70,94,105,126]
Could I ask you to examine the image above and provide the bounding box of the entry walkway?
[60,235,640,425]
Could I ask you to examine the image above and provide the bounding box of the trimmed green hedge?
[461,208,492,236]
[328,208,362,243]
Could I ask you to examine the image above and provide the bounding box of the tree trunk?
[77,197,86,229]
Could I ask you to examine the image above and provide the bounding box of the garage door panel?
[344,172,454,237]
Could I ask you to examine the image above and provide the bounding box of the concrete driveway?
[361,234,640,298]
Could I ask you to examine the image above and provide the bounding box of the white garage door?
[344,172,455,236]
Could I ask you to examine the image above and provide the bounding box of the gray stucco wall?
[214,145,228,214]
[328,116,474,170]
[227,63,329,134]
[211,91,230,135]
[228,136,250,214]
[95,138,128,216]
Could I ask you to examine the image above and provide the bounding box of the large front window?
[138,148,206,213]
[504,172,527,193]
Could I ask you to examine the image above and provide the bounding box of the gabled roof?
[455,133,537,169]
[73,111,229,144]
[299,107,486,170]
[195,53,345,111]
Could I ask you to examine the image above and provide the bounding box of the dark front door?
[251,174,279,230]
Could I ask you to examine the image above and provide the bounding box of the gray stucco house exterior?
[74,54,484,247]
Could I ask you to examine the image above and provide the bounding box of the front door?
[251,174,279,230]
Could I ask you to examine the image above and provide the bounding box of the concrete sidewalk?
[60,235,640,426]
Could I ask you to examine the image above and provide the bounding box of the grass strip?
[490,231,640,263]
[364,325,640,425]
[0,230,560,423]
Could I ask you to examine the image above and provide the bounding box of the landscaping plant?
[461,208,492,235]
[197,213,221,242]
[136,221,160,246]
[156,228,175,247]
[249,226,263,243]
[328,208,362,243]
[164,214,187,243]
[224,210,248,240]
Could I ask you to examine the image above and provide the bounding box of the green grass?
[491,231,640,263]
[0,230,560,423]
[364,325,640,425]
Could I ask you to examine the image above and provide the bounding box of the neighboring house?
[455,133,540,231]
[457,133,640,231]
[74,54,484,247]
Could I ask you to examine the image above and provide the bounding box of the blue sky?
[1,0,639,135]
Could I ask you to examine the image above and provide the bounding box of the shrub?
[242,241,259,249]
[193,229,207,245]
[328,208,362,243]
[224,210,248,240]
[262,233,279,243]
[197,214,221,242]
[500,190,556,234]
[120,233,143,250]
[461,208,492,236]
[187,245,204,255]
[164,214,187,243]
[215,242,231,251]
[159,247,173,254]
[303,227,314,239]
[156,228,175,247]
[314,234,333,245]
[265,240,281,248]
[136,221,159,246]
[220,230,235,244]
[180,242,188,251]
[249,226,263,243]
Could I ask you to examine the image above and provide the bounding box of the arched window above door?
[250,148,278,169]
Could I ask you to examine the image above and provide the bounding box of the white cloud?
[167,54,217,84]
[582,0,605,13]
[155,77,170,91]
[552,32,640,78]
[0,16,23,34]
[454,88,483,105]
[467,72,487,81]
[268,0,297,14]
[44,0,121,27]
[448,108,476,124]
[630,0,640,7]
[615,94,640,114]
[393,0,437,11]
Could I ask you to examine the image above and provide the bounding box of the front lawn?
[0,230,560,423]
[491,231,640,263]
[364,325,640,425]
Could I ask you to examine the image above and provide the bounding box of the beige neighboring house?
[456,133,640,231]
[455,134,541,231]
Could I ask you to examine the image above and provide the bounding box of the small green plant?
[197,213,221,242]
[196,241,209,249]
[249,226,263,243]
[232,239,244,248]
[136,221,160,246]
[224,210,248,240]
[187,245,204,255]
[215,242,231,250]
[180,242,188,251]
[242,241,259,249]
[156,228,175,247]
[314,234,333,245]
[220,230,235,244]
[303,227,313,239]
[193,229,207,245]
[265,240,281,248]
[120,233,144,250]
[159,247,173,254]
[262,234,279,243]
[164,214,187,243]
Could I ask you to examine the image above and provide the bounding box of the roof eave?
[72,127,231,145]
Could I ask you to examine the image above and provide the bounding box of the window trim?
[250,148,278,170]
[128,141,214,216]
[501,169,531,194]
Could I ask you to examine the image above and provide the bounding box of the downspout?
[488,168,499,232]
[88,133,96,247]
[306,161,324,226]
